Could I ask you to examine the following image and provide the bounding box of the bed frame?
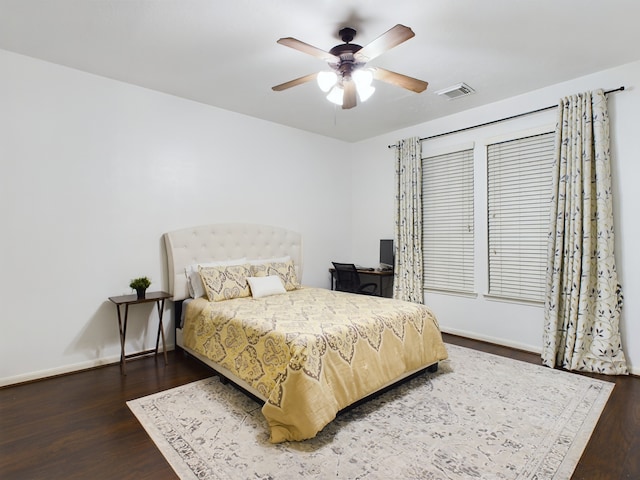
[164,223,303,401]
[164,223,303,303]
[163,223,437,408]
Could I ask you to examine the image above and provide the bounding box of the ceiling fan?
[272,24,428,109]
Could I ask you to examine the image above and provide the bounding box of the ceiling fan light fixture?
[352,68,375,102]
[326,85,344,105]
[352,69,373,88]
[273,25,428,108]
[357,84,375,102]
[317,71,338,92]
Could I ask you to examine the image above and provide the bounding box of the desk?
[329,268,394,298]
[108,290,170,375]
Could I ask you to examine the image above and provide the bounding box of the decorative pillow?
[185,258,246,298]
[198,264,251,302]
[249,259,300,291]
[246,275,286,299]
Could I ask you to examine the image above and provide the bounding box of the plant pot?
[136,288,146,299]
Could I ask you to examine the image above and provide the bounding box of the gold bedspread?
[183,287,448,443]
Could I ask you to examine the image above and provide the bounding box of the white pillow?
[246,275,286,299]
[185,258,247,298]
[247,256,291,265]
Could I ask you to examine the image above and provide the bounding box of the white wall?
[3,48,638,385]
[0,50,351,385]
[351,59,640,375]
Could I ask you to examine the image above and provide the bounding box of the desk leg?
[155,299,168,366]
[116,304,129,375]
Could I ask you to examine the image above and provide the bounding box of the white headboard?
[163,223,303,301]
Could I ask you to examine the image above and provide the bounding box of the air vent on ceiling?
[435,82,475,100]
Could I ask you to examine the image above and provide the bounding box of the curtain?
[542,89,628,375]
[393,137,423,303]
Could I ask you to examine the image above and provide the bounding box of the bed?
[164,223,448,443]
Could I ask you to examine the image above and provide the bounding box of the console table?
[108,290,171,375]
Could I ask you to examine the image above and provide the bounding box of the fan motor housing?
[329,43,362,57]
[329,34,363,80]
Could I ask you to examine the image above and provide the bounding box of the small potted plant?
[129,276,152,299]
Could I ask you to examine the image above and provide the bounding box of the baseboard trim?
[441,327,639,376]
[441,327,542,355]
[0,344,176,388]
[2,332,636,386]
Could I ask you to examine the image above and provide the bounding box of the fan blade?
[372,67,428,93]
[277,37,340,63]
[272,72,318,91]
[354,24,415,62]
[342,81,357,109]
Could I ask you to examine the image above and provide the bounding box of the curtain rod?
[387,86,626,148]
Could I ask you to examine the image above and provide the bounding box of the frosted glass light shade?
[352,69,375,102]
[352,69,373,89]
[357,84,375,102]
[317,71,338,92]
[326,86,344,105]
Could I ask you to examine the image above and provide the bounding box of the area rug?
[127,344,613,479]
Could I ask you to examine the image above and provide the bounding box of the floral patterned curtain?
[393,137,423,303]
[542,89,628,375]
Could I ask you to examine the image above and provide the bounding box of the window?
[486,132,555,302]
[422,147,474,293]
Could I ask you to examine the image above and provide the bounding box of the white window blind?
[422,148,475,293]
[487,132,555,302]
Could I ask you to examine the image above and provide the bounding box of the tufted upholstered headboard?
[163,223,303,301]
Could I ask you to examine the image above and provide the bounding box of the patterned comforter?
[182,287,448,443]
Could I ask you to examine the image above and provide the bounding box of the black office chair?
[332,262,378,295]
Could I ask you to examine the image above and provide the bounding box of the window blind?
[422,148,475,293]
[487,132,555,302]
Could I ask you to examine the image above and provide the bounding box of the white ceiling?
[2,0,640,142]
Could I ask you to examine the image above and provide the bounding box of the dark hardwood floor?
[0,334,638,479]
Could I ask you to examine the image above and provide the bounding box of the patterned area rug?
[127,344,613,479]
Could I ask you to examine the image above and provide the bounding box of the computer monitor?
[379,239,394,269]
